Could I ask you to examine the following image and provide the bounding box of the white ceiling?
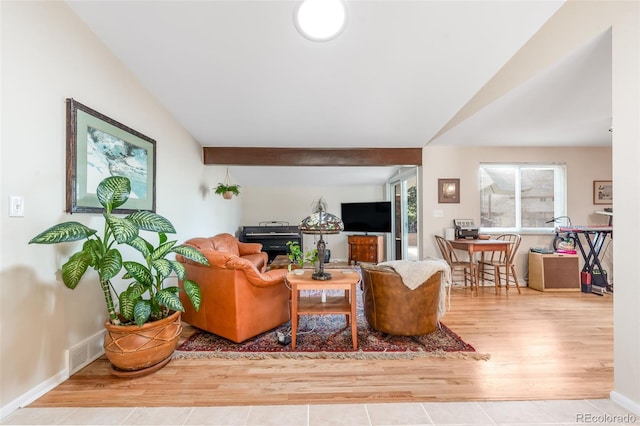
[66,0,612,186]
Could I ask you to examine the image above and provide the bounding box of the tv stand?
[348,235,384,265]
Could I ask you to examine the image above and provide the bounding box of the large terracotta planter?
[104,310,182,375]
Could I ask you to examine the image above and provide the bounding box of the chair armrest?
[238,242,263,256]
[225,257,287,287]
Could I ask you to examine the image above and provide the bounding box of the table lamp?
[299,198,344,280]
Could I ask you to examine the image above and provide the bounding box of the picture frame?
[438,178,460,204]
[66,98,156,213]
[593,180,612,205]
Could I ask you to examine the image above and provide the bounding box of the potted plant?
[305,248,320,273]
[286,240,304,271]
[29,176,209,376]
[214,183,241,199]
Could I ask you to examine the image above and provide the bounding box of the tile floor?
[1,399,638,425]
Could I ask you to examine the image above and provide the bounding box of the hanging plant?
[214,169,240,199]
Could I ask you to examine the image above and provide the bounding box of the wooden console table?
[348,235,384,265]
[286,270,360,350]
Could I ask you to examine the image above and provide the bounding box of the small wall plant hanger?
[214,168,241,199]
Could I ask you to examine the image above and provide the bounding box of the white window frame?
[478,163,567,234]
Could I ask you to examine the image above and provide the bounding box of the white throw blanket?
[378,258,452,321]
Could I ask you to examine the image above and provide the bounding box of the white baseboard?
[0,329,105,421]
[610,390,640,416]
[0,368,68,420]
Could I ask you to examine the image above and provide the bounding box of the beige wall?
[0,1,238,413]
[420,146,613,281]
[240,185,386,261]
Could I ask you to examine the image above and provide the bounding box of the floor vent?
[68,330,105,375]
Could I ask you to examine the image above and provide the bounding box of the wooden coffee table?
[269,254,296,270]
[286,269,361,350]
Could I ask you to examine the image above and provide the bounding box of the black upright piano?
[239,221,302,262]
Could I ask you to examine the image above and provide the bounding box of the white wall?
[240,185,386,261]
[608,0,640,412]
[0,1,237,414]
[421,146,613,282]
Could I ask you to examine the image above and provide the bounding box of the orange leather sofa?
[176,233,290,343]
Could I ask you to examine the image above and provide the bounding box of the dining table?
[447,238,514,291]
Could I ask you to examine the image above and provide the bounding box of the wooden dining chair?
[477,233,522,294]
[434,235,476,291]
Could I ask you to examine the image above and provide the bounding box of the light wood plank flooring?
[30,286,613,407]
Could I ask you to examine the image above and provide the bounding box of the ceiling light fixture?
[294,0,347,42]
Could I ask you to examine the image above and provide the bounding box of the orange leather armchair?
[176,233,290,343]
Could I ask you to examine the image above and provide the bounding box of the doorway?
[390,169,418,261]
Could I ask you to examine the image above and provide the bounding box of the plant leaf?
[126,211,175,234]
[122,261,153,287]
[172,245,209,266]
[119,287,137,319]
[156,290,184,312]
[82,239,102,267]
[182,279,201,311]
[152,258,172,281]
[159,232,168,245]
[133,300,151,327]
[29,222,96,244]
[171,260,186,280]
[151,240,176,261]
[105,214,138,244]
[98,249,122,281]
[61,251,92,289]
[127,236,151,258]
[97,176,131,211]
[127,281,147,299]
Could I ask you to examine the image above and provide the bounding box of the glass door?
[390,169,418,261]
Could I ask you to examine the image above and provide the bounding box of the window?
[479,163,567,232]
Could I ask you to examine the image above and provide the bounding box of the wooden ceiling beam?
[202,147,422,166]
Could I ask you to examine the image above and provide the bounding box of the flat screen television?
[340,201,392,233]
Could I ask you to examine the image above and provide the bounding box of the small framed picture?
[593,180,612,205]
[438,178,460,204]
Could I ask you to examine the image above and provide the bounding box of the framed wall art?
[438,178,460,204]
[66,98,156,213]
[593,180,612,205]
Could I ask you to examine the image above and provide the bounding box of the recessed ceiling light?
[294,0,347,42]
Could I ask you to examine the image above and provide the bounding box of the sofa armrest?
[238,242,263,256]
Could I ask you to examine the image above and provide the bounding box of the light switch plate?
[9,195,24,217]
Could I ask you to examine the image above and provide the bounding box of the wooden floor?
[30,285,613,407]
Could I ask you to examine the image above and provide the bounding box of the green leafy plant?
[286,240,304,268]
[29,176,209,326]
[305,248,319,264]
[214,183,241,196]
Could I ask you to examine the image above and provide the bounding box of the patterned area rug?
[175,291,488,360]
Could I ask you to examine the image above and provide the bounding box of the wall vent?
[68,330,105,375]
